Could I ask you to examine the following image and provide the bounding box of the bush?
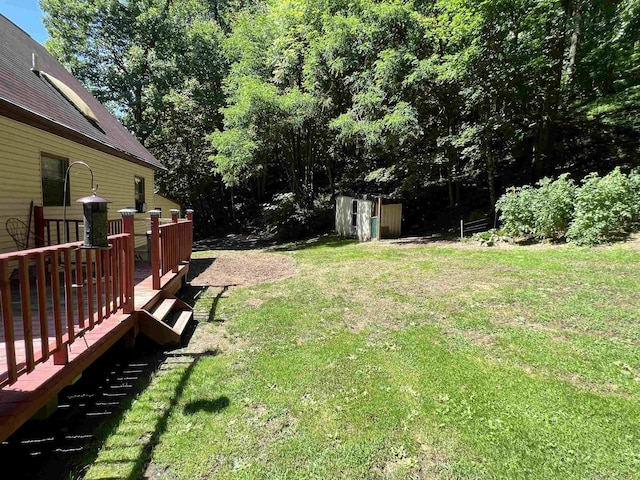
[496,174,576,240]
[533,174,577,239]
[471,228,509,247]
[567,168,640,245]
[497,168,640,246]
[495,185,537,238]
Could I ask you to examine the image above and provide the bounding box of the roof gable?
[0,15,163,170]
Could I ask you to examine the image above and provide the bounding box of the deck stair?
[138,295,193,347]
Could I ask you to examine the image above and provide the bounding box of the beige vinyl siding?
[0,116,157,253]
[152,193,181,218]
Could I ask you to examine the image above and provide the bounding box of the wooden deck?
[0,262,189,440]
[0,210,194,443]
[0,261,189,443]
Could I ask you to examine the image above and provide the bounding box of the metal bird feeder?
[76,193,111,248]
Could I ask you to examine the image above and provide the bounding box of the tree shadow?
[183,396,230,415]
[206,285,230,323]
[192,232,357,253]
[265,234,356,252]
[192,233,279,252]
[186,257,216,281]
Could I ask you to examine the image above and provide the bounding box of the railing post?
[186,209,194,261]
[149,209,161,290]
[119,209,137,313]
[170,209,179,272]
[34,205,45,247]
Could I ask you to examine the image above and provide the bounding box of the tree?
[41,0,236,236]
[211,0,333,209]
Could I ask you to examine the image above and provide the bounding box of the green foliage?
[532,174,577,240]
[498,169,640,245]
[567,167,640,245]
[495,185,537,238]
[42,0,640,237]
[40,0,242,237]
[261,192,333,240]
[581,85,640,130]
[470,229,508,247]
[496,174,576,241]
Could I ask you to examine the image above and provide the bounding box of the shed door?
[335,195,354,237]
[357,200,372,241]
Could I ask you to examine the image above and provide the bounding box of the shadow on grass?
[192,232,358,254]
[192,233,279,252]
[186,257,216,281]
[205,286,230,323]
[184,396,230,415]
[180,284,232,324]
[265,234,357,252]
[0,336,170,480]
[82,348,221,480]
[1,282,230,480]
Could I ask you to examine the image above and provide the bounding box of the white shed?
[335,195,402,241]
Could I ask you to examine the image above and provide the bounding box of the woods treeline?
[41,0,640,239]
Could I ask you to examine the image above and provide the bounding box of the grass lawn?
[82,236,640,479]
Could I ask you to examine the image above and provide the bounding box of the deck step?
[150,298,177,323]
[139,296,193,348]
[172,310,193,336]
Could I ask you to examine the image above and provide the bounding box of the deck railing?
[0,208,192,388]
[33,206,123,247]
[149,209,193,290]
[0,229,134,388]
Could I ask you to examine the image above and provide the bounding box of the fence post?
[460,218,464,239]
[149,209,161,290]
[119,209,136,313]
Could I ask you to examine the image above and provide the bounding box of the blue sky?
[0,0,48,44]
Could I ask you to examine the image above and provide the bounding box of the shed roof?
[0,15,163,170]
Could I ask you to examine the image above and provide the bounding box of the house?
[0,15,192,444]
[0,14,178,254]
[335,194,402,241]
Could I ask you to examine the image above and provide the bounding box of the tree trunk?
[485,136,497,208]
[533,4,570,180]
[565,1,582,87]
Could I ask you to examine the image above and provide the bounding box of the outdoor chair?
[6,217,30,251]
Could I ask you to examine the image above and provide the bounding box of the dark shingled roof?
[0,15,163,169]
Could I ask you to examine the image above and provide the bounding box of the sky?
[0,0,48,44]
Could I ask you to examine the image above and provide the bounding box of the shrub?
[495,185,537,238]
[497,168,640,245]
[567,168,640,245]
[532,174,577,239]
[471,228,509,247]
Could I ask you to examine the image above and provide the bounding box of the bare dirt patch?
[188,251,298,289]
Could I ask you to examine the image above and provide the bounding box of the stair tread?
[150,298,177,322]
[172,310,193,335]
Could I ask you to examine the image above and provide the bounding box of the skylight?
[40,71,101,126]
